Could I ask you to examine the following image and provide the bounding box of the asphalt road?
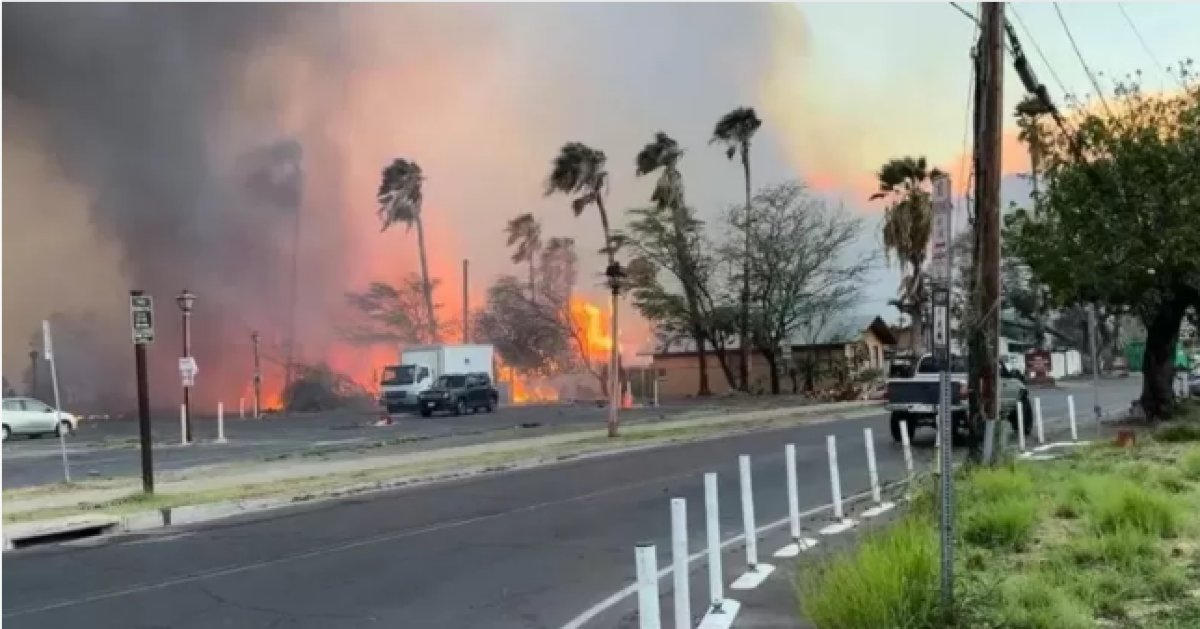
[2,378,1142,489]
[2,379,1139,629]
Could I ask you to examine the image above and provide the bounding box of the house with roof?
[650,314,897,397]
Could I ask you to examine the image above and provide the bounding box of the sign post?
[42,321,71,483]
[130,291,156,495]
[931,173,955,614]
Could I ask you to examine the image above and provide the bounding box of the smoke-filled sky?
[4,2,1199,409]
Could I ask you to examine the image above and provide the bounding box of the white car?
[2,397,78,441]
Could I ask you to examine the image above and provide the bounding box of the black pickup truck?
[416,372,499,417]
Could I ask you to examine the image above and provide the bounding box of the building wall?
[653,352,774,398]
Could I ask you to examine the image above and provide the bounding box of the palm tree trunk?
[595,195,621,438]
[738,144,753,392]
[529,256,536,302]
[414,214,439,342]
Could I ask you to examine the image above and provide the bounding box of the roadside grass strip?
[796,422,1200,628]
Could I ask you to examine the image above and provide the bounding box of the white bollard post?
[1034,397,1045,445]
[239,397,246,419]
[180,403,189,445]
[862,428,896,518]
[703,473,724,611]
[670,498,690,629]
[774,443,818,559]
[635,543,662,629]
[819,435,855,535]
[865,428,882,504]
[827,435,843,520]
[899,420,915,478]
[1016,400,1027,452]
[1068,395,1078,442]
[217,402,227,443]
[653,378,659,407]
[731,455,775,590]
[738,455,758,570]
[786,444,801,542]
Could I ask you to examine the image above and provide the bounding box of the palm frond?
[710,107,761,159]
[377,158,423,231]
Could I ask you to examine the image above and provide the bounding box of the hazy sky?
[4,2,1199,397]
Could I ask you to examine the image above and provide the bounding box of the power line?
[1116,3,1182,88]
[948,2,978,26]
[1009,5,1070,100]
[1052,2,1113,116]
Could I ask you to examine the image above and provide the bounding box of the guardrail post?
[704,473,724,612]
[1034,397,1045,445]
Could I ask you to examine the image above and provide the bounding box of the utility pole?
[251,330,262,419]
[970,2,1005,461]
[462,258,470,343]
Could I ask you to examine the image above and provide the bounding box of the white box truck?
[379,344,495,413]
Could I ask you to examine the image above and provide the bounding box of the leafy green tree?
[1007,69,1200,418]
[631,132,713,395]
[377,158,438,341]
[711,107,762,392]
[504,213,543,299]
[870,156,942,354]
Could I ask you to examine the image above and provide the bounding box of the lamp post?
[28,348,39,400]
[177,289,196,442]
[604,261,625,438]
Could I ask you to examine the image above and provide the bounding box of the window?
[2,399,24,411]
[917,355,967,374]
[437,375,468,388]
[381,366,417,385]
[23,399,50,413]
[418,367,430,382]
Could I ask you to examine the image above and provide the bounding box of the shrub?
[1089,481,1181,538]
[798,516,938,629]
[961,497,1039,550]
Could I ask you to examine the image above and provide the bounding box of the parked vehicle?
[884,354,1031,443]
[2,397,78,441]
[379,344,495,413]
[417,372,499,417]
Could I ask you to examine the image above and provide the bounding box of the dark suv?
[417,372,499,417]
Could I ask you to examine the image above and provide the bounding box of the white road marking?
[729,564,775,590]
[559,487,878,629]
[697,598,741,629]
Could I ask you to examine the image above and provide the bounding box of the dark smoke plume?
[3,4,337,411]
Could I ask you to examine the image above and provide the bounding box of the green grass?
[796,439,1200,629]
[1156,422,1200,442]
[1181,449,1200,480]
[797,516,939,629]
[1088,480,1181,538]
[961,496,1038,550]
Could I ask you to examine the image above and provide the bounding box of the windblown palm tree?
[377,157,438,342]
[635,132,711,396]
[870,156,942,353]
[545,142,623,437]
[711,107,762,392]
[505,213,543,300]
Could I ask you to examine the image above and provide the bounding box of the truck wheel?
[889,413,914,443]
[419,408,433,418]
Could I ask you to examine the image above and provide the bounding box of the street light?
[177,289,196,442]
[604,261,625,437]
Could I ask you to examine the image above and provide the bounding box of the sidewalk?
[3,400,881,535]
